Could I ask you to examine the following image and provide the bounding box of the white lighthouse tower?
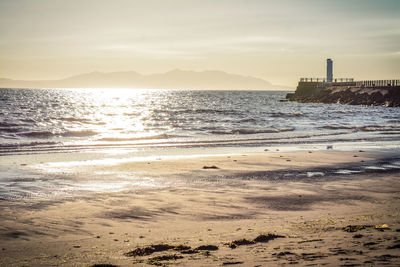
[326,58,333,82]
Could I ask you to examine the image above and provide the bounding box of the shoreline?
[0,147,400,266]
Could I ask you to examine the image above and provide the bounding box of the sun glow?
[62,88,165,147]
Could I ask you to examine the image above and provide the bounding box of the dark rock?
[298,239,323,244]
[202,165,219,169]
[90,265,119,267]
[174,245,191,251]
[228,243,238,249]
[254,233,284,243]
[196,245,219,251]
[229,239,255,248]
[277,251,296,257]
[300,252,328,260]
[2,231,28,239]
[387,243,400,249]
[374,254,399,261]
[147,254,183,265]
[342,225,369,232]
[180,249,198,254]
[90,264,119,267]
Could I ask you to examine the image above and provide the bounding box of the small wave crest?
[0,141,60,149]
[269,112,303,118]
[0,126,25,133]
[20,131,56,138]
[211,127,295,135]
[123,112,140,116]
[153,108,242,116]
[64,130,98,137]
[360,125,400,132]
[322,124,400,132]
[58,117,90,122]
[56,117,106,125]
[97,133,174,142]
[0,122,21,127]
[18,130,98,138]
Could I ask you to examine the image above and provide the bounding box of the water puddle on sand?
[364,166,387,170]
[382,164,400,169]
[0,165,164,201]
[334,169,363,175]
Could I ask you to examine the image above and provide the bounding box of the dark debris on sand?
[342,225,368,232]
[342,224,390,233]
[124,244,175,257]
[173,244,191,251]
[273,251,328,261]
[90,264,119,267]
[202,165,219,169]
[387,243,400,249]
[147,254,183,266]
[222,261,245,265]
[125,243,218,258]
[228,233,285,248]
[196,244,219,251]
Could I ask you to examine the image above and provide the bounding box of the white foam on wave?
[306,171,325,177]
[335,169,362,175]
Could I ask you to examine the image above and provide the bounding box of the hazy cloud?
[0,0,399,85]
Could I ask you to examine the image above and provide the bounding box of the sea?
[1,88,400,154]
[1,88,400,200]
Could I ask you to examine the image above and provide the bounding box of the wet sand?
[0,149,400,266]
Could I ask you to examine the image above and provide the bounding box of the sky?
[0,0,399,86]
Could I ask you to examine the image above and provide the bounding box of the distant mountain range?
[0,69,290,90]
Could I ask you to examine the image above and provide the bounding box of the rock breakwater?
[287,83,400,107]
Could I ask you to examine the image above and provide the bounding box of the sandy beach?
[1,148,400,266]
[1,0,400,266]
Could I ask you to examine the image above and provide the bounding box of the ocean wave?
[19,131,56,138]
[57,117,93,123]
[322,125,357,130]
[202,117,257,123]
[0,122,21,127]
[19,129,98,138]
[323,124,400,132]
[20,119,35,123]
[2,89,400,155]
[269,112,303,118]
[211,127,295,135]
[64,130,98,137]
[335,110,354,114]
[123,112,140,116]
[0,141,60,148]
[360,125,400,132]
[153,108,242,116]
[237,117,257,123]
[85,121,106,125]
[0,126,25,133]
[97,133,174,142]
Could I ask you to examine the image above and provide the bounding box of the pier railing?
[300,78,354,83]
[354,80,400,87]
[299,78,399,87]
